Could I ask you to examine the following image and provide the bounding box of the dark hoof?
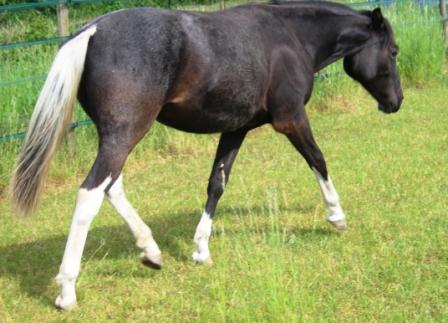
[140,254,162,270]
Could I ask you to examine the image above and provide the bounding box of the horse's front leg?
[272,110,347,230]
[193,129,248,264]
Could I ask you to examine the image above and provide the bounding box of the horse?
[11,0,403,310]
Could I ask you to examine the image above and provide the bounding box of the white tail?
[11,25,97,215]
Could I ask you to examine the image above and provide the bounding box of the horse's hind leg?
[55,143,124,310]
[55,106,160,310]
[193,129,248,264]
[107,174,161,269]
[55,166,112,310]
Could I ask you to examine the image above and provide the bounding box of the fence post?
[57,2,76,157]
[440,0,448,47]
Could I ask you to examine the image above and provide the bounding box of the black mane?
[269,1,394,47]
[268,0,359,15]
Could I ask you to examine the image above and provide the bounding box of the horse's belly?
[157,100,261,133]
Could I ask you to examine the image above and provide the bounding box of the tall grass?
[386,2,446,83]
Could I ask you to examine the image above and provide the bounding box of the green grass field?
[0,81,447,321]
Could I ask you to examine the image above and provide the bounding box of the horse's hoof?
[55,295,77,311]
[140,252,162,270]
[192,251,213,265]
[328,218,347,231]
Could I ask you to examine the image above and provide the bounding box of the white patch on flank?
[192,211,212,263]
[312,167,345,223]
[219,163,226,190]
[55,175,111,310]
[107,175,161,263]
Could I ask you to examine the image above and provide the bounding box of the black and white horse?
[11,1,403,309]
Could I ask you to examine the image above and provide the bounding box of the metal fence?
[0,0,447,144]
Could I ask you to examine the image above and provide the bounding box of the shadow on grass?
[0,204,335,307]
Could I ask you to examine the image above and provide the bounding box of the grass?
[0,81,447,321]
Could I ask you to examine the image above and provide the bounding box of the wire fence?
[0,36,70,50]
[0,0,446,143]
[0,0,121,12]
[0,119,94,143]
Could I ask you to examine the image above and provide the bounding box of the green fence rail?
[0,74,47,87]
[0,0,132,13]
[0,36,69,50]
[0,119,94,143]
[0,0,65,12]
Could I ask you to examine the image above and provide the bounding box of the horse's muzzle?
[378,94,403,114]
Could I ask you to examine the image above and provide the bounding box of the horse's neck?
[275,8,371,71]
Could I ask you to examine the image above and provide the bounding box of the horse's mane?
[269,0,359,16]
[269,0,394,47]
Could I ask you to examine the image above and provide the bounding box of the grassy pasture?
[0,0,447,321]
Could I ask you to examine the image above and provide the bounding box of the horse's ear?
[371,7,384,30]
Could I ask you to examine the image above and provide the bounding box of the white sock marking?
[192,211,212,263]
[55,176,111,310]
[107,175,161,261]
[312,168,345,222]
[219,163,226,190]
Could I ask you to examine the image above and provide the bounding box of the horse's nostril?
[390,93,403,110]
[397,90,404,104]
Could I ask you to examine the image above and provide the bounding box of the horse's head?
[343,8,403,114]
